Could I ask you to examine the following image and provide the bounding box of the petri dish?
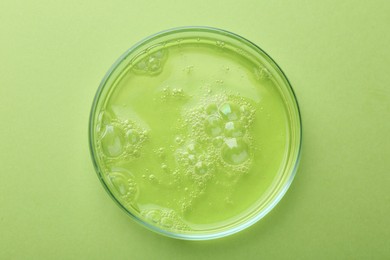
[89,26,301,240]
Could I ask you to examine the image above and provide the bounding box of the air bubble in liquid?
[219,103,240,121]
[205,115,223,137]
[126,129,140,144]
[194,161,208,175]
[145,210,161,223]
[106,170,138,200]
[149,174,156,182]
[100,124,125,157]
[224,121,244,137]
[206,104,218,115]
[160,217,174,228]
[222,138,250,165]
[212,136,224,147]
[96,111,112,134]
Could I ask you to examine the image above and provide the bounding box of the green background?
[1,0,389,259]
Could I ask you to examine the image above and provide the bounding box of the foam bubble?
[133,49,167,75]
[126,129,140,144]
[219,102,240,121]
[222,138,250,165]
[224,121,244,137]
[96,111,112,134]
[204,115,223,137]
[160,217,174,228]
[100,124,125,158]
[212,136,224,147]
[254,66,271,80]
[148,174,157,182]
[205,104,218,115]
[175,136,184,144]
[194,161,208,175]
[141,208,190,231]
[106,170,138,201]
[161,164,168,171]
[145,210,161,223]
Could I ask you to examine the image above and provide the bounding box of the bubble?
[240,105,249,114]
[133,49,167,75]
[100,124,125,157]
[175,136,184,144]
[186,142,199,153]
[222,138,250,165]
[160,217,174,228]
[145,210,161,223]
[219,103,240,121]
[224,121,244,137]
[205,104,218,115]
[216,41,225,47]
[96,111,112,134]
[254,66,271,80]
[161,164,168,171]
[212,136,224,147]
[188,154,196,165]
[135,60,147,70]
[173,88,183,95]
[157,147,166,158]
[133,149,141,158]
[194,161,208,175]
[141,208,190,231]
[154,50,165,59]
[106,170,138,200]
[149,174,156,182]
[126,129,140,144]
[148,59,161,73]
[205,115,223,137]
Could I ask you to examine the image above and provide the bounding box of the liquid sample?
[92,38,290,235]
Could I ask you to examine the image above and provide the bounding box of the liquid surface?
[93,39,289,233]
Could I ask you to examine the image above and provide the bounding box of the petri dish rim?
[89,26,302,240]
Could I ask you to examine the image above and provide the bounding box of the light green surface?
[0,0,389,259]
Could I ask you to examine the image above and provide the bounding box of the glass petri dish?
[89,26,301,240]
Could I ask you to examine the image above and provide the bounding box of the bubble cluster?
[254,66,271,80]
[178,93,257,188]
[204,115,223,137]
[133,49,168,75]
[106,170,139,204]
[176,142,214,178]
[159,87,186,101]
[126,129,140,145]
[141,207,190,231]
[216,41,225,48]
[219,102,240,121]
[224,121,244,137]
[222,138,250,165]
[95,111,148,162]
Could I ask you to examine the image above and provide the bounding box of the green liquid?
[94,39,288,233]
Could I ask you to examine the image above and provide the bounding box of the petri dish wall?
[89,27,301,240]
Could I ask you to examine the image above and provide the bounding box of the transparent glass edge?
[88,26,302,240]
